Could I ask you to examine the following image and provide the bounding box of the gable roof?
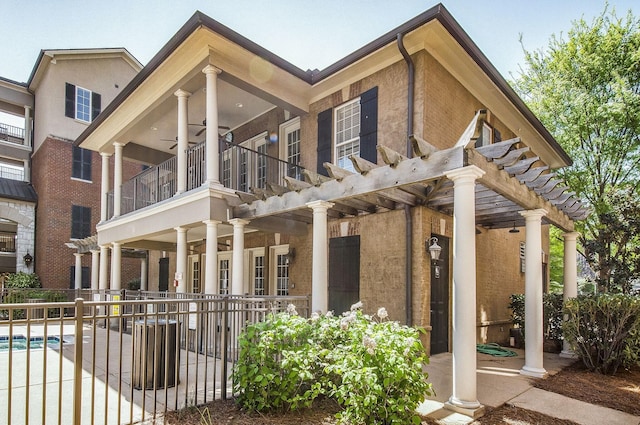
[75,3,571,167]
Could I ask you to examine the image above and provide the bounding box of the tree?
[513,6,640,293]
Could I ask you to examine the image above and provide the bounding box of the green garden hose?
[476,343,518,357]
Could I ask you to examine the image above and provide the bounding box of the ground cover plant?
[232,302,433,424]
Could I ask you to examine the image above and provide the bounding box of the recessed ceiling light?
[150,126,158,131]
[235,103,243,108]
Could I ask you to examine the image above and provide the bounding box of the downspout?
[397,33,414,326]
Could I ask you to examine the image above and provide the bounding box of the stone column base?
[520,365,548,378]
[444,400,485,419]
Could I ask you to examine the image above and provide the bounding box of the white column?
[560,231,579,358]
[175,227,188,293]
[23,105,32,148]
[100,152,111,222]
[113,143,123,217]
[174,89,191,195]
[204,220,221,294]
[110,242,122,290]
[99,245,109,290]
[140,255,148,291]
[203,65,222,186]
[520,209,548,378]
[229,218,249,295]
[74,253,84,290]
[23,159,30,183]
[444,166,485,417]
[90,250,100,291]
[307,200,334,313]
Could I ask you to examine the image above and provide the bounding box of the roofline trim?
[74,4,572,166]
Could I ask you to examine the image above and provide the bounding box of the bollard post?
[73,298,84,425]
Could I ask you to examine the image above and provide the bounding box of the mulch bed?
[533,361,640,416]
[163,362,640,424]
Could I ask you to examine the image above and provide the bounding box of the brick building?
[0,49,143,288]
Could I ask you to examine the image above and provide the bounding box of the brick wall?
[32,136,143,289]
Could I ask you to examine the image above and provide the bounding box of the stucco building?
[73,4,586,416]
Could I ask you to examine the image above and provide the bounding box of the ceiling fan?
[189,120,231,137]
[161,136,197,150]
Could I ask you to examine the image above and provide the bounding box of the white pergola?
[231,112,588,417]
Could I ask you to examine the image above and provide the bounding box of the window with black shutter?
[72,146,92,181]
[64,83,101,123]
[71,205,92,239]
[316,86,378,175]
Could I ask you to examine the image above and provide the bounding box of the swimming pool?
[0,335,62,351]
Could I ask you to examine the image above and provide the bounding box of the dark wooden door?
[158,257,169,292]
[430,235,450,354]
[328,236,360,315]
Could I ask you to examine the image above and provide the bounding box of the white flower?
[325,310,334,318]
[340,318,350,330]
[350,301,363,311]
[363,335,377,355]
[377,307,388,320]
[286,303,297,315]
[310,312,320,321]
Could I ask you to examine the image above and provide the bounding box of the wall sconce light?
[23,252,33,267]
[284,248,296,263]
[509,222,520,233]
[426,237,441,278]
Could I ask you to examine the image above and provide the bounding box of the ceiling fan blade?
[195,127,206,137]
[170,143,177,149]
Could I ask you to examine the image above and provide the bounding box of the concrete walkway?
[419,349,640,425]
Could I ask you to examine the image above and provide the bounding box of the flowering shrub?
[233,302,432,424]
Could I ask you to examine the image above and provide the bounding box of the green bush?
[509,293,564,341]
[233,302,433,424]
[563,294,640,375]
[4,272,41,289]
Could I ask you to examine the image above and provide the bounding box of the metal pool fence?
[0,290,310,425]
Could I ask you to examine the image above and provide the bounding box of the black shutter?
[65,83,75,118]
[91,92,101,121]
[317,108,332,176]
[359,86,378,163]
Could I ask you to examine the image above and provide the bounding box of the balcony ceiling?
[120,77,275,159]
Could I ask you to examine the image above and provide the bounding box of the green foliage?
[513,6,640,293]
[127,278,141,291]
[509,293,564,341]
[233,303,432,424]
[563,294,640,374]
[1,288,67,319]
[4,272,41,289]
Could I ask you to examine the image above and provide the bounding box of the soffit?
[79,26,312,155]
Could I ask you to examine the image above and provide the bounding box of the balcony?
[0,123,25,145]
[108,140,304,216]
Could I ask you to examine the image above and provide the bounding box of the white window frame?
[334,98,361,172]
[187,254,200,294]
[269,244,290,296]
[217,252,232,295]
[75,86,92,123]
[279,117,301,180]
[224,132,268,191]
[246,247,266,296]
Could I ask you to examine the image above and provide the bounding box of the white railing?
[0,290,310,425]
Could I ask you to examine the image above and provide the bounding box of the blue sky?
[0,0,637,124]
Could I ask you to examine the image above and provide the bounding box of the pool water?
[0,335,61,351]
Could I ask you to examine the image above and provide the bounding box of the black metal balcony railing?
[108,140,304,216]
[0,123,25,144]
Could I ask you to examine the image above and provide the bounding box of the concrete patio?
[421,348,640,425]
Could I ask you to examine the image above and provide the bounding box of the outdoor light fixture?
[427,237,442,279]
[509,222,520,234]
[284,248,296,263]
[23,252,33,267]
